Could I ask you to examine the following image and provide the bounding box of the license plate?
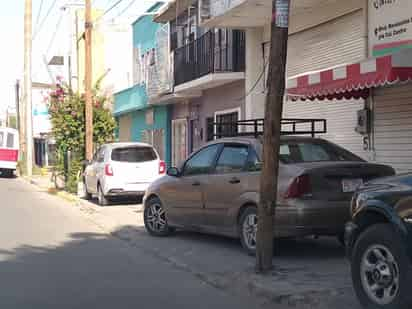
[342,179,363,193]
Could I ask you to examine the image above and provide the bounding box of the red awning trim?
[287,49,412,101]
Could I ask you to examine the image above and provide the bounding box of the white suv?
[84,143,166,205]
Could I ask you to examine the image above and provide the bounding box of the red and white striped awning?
[287,49,412,101]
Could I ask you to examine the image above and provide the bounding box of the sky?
[0,0,164,118]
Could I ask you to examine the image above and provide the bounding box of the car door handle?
[229,177,240,184]
[192,181,201,186]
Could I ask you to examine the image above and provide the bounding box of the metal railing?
[213,118,327,139]
[173,30,245,86]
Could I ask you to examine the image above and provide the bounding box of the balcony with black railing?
[173,29,245,88]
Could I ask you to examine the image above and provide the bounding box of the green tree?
[47,82,116,193]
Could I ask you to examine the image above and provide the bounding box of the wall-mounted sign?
[369,0,412,56]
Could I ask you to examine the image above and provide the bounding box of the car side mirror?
[167,167,180,177]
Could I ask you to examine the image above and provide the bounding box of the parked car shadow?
[155,229,345,260]
[85,195,143,207]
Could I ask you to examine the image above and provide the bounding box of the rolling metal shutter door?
[283,10,366,158]
[374,84,412,173]
[118,114,132,142]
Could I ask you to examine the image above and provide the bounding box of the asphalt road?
[0,177,263,309]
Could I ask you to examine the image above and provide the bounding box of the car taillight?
[159,161,166,175]
[105,164,114,176]
[284,175,312,199]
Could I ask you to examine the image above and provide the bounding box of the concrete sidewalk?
[25,175,360,309]
[74,199,360,309]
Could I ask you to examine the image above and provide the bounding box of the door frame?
[171,118,189,167]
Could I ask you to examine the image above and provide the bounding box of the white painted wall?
[245,28,265,120]
[101,23,133,94]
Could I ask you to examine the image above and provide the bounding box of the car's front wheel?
[144,197,172,237]
[351,223,410,309]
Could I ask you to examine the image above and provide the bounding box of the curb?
[23,176,79,203]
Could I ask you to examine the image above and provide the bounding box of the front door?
[165,144,221,228]
[203,143,252,232]
[172,119,188,167]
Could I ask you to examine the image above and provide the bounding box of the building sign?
[274,0,290,28]
[369,0,412,56]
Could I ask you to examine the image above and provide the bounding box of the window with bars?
[215,111,239,138]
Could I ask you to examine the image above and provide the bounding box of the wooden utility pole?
[24,0,33,176]
[85,0,93,160]
[15,80,20,133]
[256,0,290,273]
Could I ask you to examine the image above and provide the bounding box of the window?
[215,111,239,138]
[216,145,249,174]
[0,132,4,147]
[6,133,14,148]
[278,141,362,164]
[246,149,261,171]
[183,144,220,176]
[111,147,157,163]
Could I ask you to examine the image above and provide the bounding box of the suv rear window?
[111,147,157,163]
[279,141,362,164]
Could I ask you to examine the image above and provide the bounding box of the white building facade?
[198,0,412,172]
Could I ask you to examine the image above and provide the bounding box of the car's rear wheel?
[144,197,172,237]
[97,184,110,206]
[83,180,92,200]
[239,206,257,256]
[351,224,410,309]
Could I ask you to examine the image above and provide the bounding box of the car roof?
[103,142,154,149]
[204,136,325,147]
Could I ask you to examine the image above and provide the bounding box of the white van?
[0,128,19,177]
[84,143,166,205]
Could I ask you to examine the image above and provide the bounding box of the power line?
[112,0,137,20]
[94,0,126,23]
[33,0,59,40]
[34,0,44,31]
[45,10,65,56]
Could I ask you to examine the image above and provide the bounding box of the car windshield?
[111,146,157,163]
[278,140,362,164]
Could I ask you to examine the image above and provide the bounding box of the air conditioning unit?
[198,0,211,22]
